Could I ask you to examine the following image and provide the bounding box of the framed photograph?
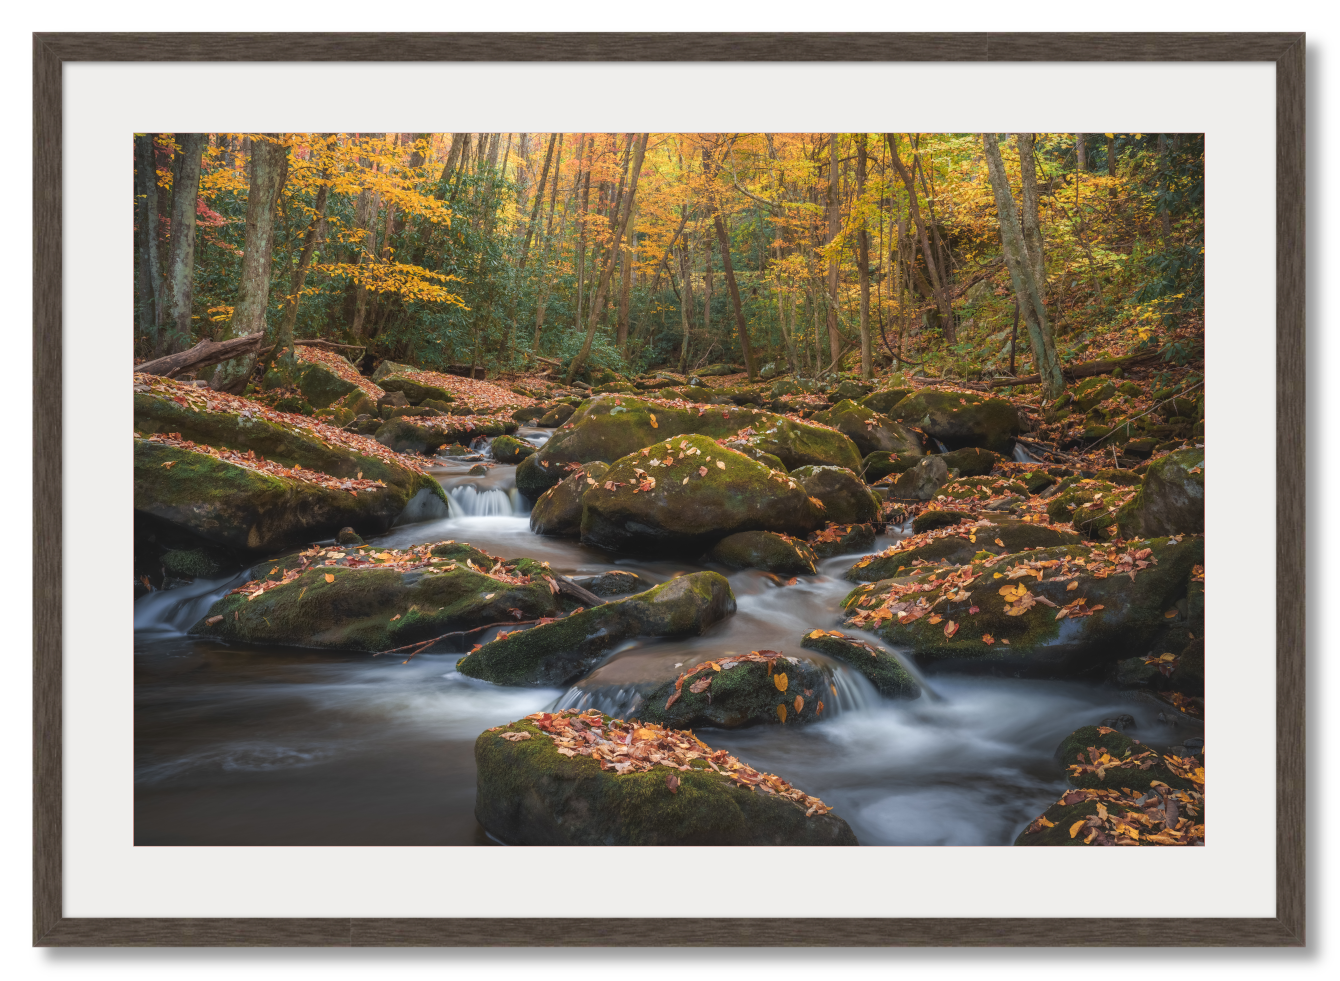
[34,32,1304,946]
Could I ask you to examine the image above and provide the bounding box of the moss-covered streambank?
[475,709,858,845]
[456,571,737,687]
[841,535,1203,678]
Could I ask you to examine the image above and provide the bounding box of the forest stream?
[133,428,1190,847]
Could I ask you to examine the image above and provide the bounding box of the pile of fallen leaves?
[138,433,388,495]
[493,708,835,816]
[383,364,538,414]
[294,345,385,400]
[134,374,437,476]
[661,650,829,722]
[1023,733,1205,846]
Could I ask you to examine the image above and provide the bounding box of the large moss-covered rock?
[376,416,518,455]
[860,388,912,414]
[378,374,457,406]
[572,570,646,597]
[939,447,1001,477]
[806,522,878,559]
[861,450,922,484]
[529,462,609,537]
[1045,478,1140,540]
[790,465,881,524]
[800,630,921,699]
[887,456,949,501]
[457,572,737,687]
[887,389,1023,454]
[189,545,561,650]
[474,711,857,845]
[842,536,1203,677]
[1053,725,1196,793]
[295,360,359,410]
[135,440,427,555]
[1116,449,1204,539]
[1066,378,1117,413]
[538,403,576,427]
[845,517,1080,582]
[708,531,817,575]
[641,654,831,729]
[371,359,416,383]
[580,435,824,554]
[490,434,536,464]
[810,400,924,458]
[520,395,863,498]
[828,380,873,402]
[133,390,446,515]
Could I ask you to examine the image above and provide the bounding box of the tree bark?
[825,134,842,365]
[856,133,872,381]
[1076,134,1087,171]
[1107,134,1118,200]
[617,195,636,355]
[1015,134,1046,298]
[136,332,265,379]
[212,136,287,393]
[517,132,557,270]
[982,133,1064,400]
[134,133,162,350]
[886,134,955,343]
[676,231,696,374]
[567,133,648,383]
[163,133,206,355]
[276,158,332,362]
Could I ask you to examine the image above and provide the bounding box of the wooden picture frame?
[33,31,1305,947]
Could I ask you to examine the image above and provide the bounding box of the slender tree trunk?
[856,133,872,381]
[825,134,842,365]
[1107,134,1118,200]
[617,196,636,355]
[134,133,162,351]
[1015,133,1046,298]
[574,136,593,332]
[1075,134,1087,171]
[212,136,287,392]
[154,136,172,321]
[350,184,380,337]
[676,232,696,374]
[886,134,956,343]
[567,133,648,383]
[532,142,574,350]
[517,132,557,269]
[982,133,1064,400]
[276,168,332,362]
[163,133,205,355]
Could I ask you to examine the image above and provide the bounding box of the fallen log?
[134,332,265,379]
[294,338,366,352]
[982,350,1162,389]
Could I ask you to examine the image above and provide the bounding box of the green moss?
[861,450,921,483]
[1054,726,1195,792]
[810,400,922,457]
[887,389,1023,454]
[296,361,360,409]
[708,530,817,574]
[859,388,911,414]
[474,718,858,845]
[1116,448,1205,539]
[378,374,455,405]
[491,434,537,464]
[843,518,1079,582]
[529,462,608,537]
[800,631,921,699]
[642,657,831,729]
[790,465,881,525]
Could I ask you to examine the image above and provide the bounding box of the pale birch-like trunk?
[134,133,162,351]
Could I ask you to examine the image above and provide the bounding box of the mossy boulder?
[378,374,456,406]
[330,388,377,419]
[1116,449,1204,539]
[1066,378,1116,413]
[592,381,636,394]
[523,396,863,499]
[474,714,857,845]
[708,531,817,575]
[842,536,1203,677]
[491,434,537,464]
[828,380,873,402]
[860,388,912,414]
[771,377,820,398]
[911,509,972,534]
[641,656,832,729]
[572,570,645,597]
[375,417,453,455]
[861,450,921,484]
[807,522,878,559]
[887,456,949,501]
[133,391,446,516]
[845,517,1080,582]
[529,462,609,537]
[1045,478,1140,540]
[939,447,1001,478]
[371,359,416,383]
[580,435,824,554]
[697,363,742,377]
[512,405,545,423]
[272,395,314,416]
[1053,726,1196,792]
[800,630,921,699]
[732,445,788,473]
[294,360,359,410]
[1094,467,1143,487]
[936,475,1030,503]
[190,548,562,651]
[457,572,737,687]
[160,546,226,580]
[538,403,576,427]
[887,389,1023,454]
[790,465,881,525]
[1021,470,1057,495]
[136,440,419,555]
[810,400,923,458]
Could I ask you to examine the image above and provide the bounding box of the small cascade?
[550,685,646,719]
[933,438,950,453]
[446,484,521,517]
[133,570,249,636]
[1013,442,1042,463]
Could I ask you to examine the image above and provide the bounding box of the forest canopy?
[133,131,1204,394]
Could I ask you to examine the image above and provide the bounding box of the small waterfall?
[550,685,646,719]
[933,438,950,453]
[446,484,527,517]
[134,570,249,636]
[1013,443,1042,463]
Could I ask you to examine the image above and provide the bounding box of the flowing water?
[134,426,1177,846]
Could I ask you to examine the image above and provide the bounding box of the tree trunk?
[1015,133,1046,298]
[567,133,648,383]
[276,163,332,362]
[574,136,593,333]
[617,196,636,355]
[517,132,557,270]
[856,133,872,381]
[1107,134,1118,200]
[886,134,956,343]
[825,134,842,365]
[134,133,162,351]
[676,232,696,374]
[1076,134,1087,171]
[532,141,574,351]
[982,133,1064,400]
[163,133,205,355]
[212,136,287,393]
